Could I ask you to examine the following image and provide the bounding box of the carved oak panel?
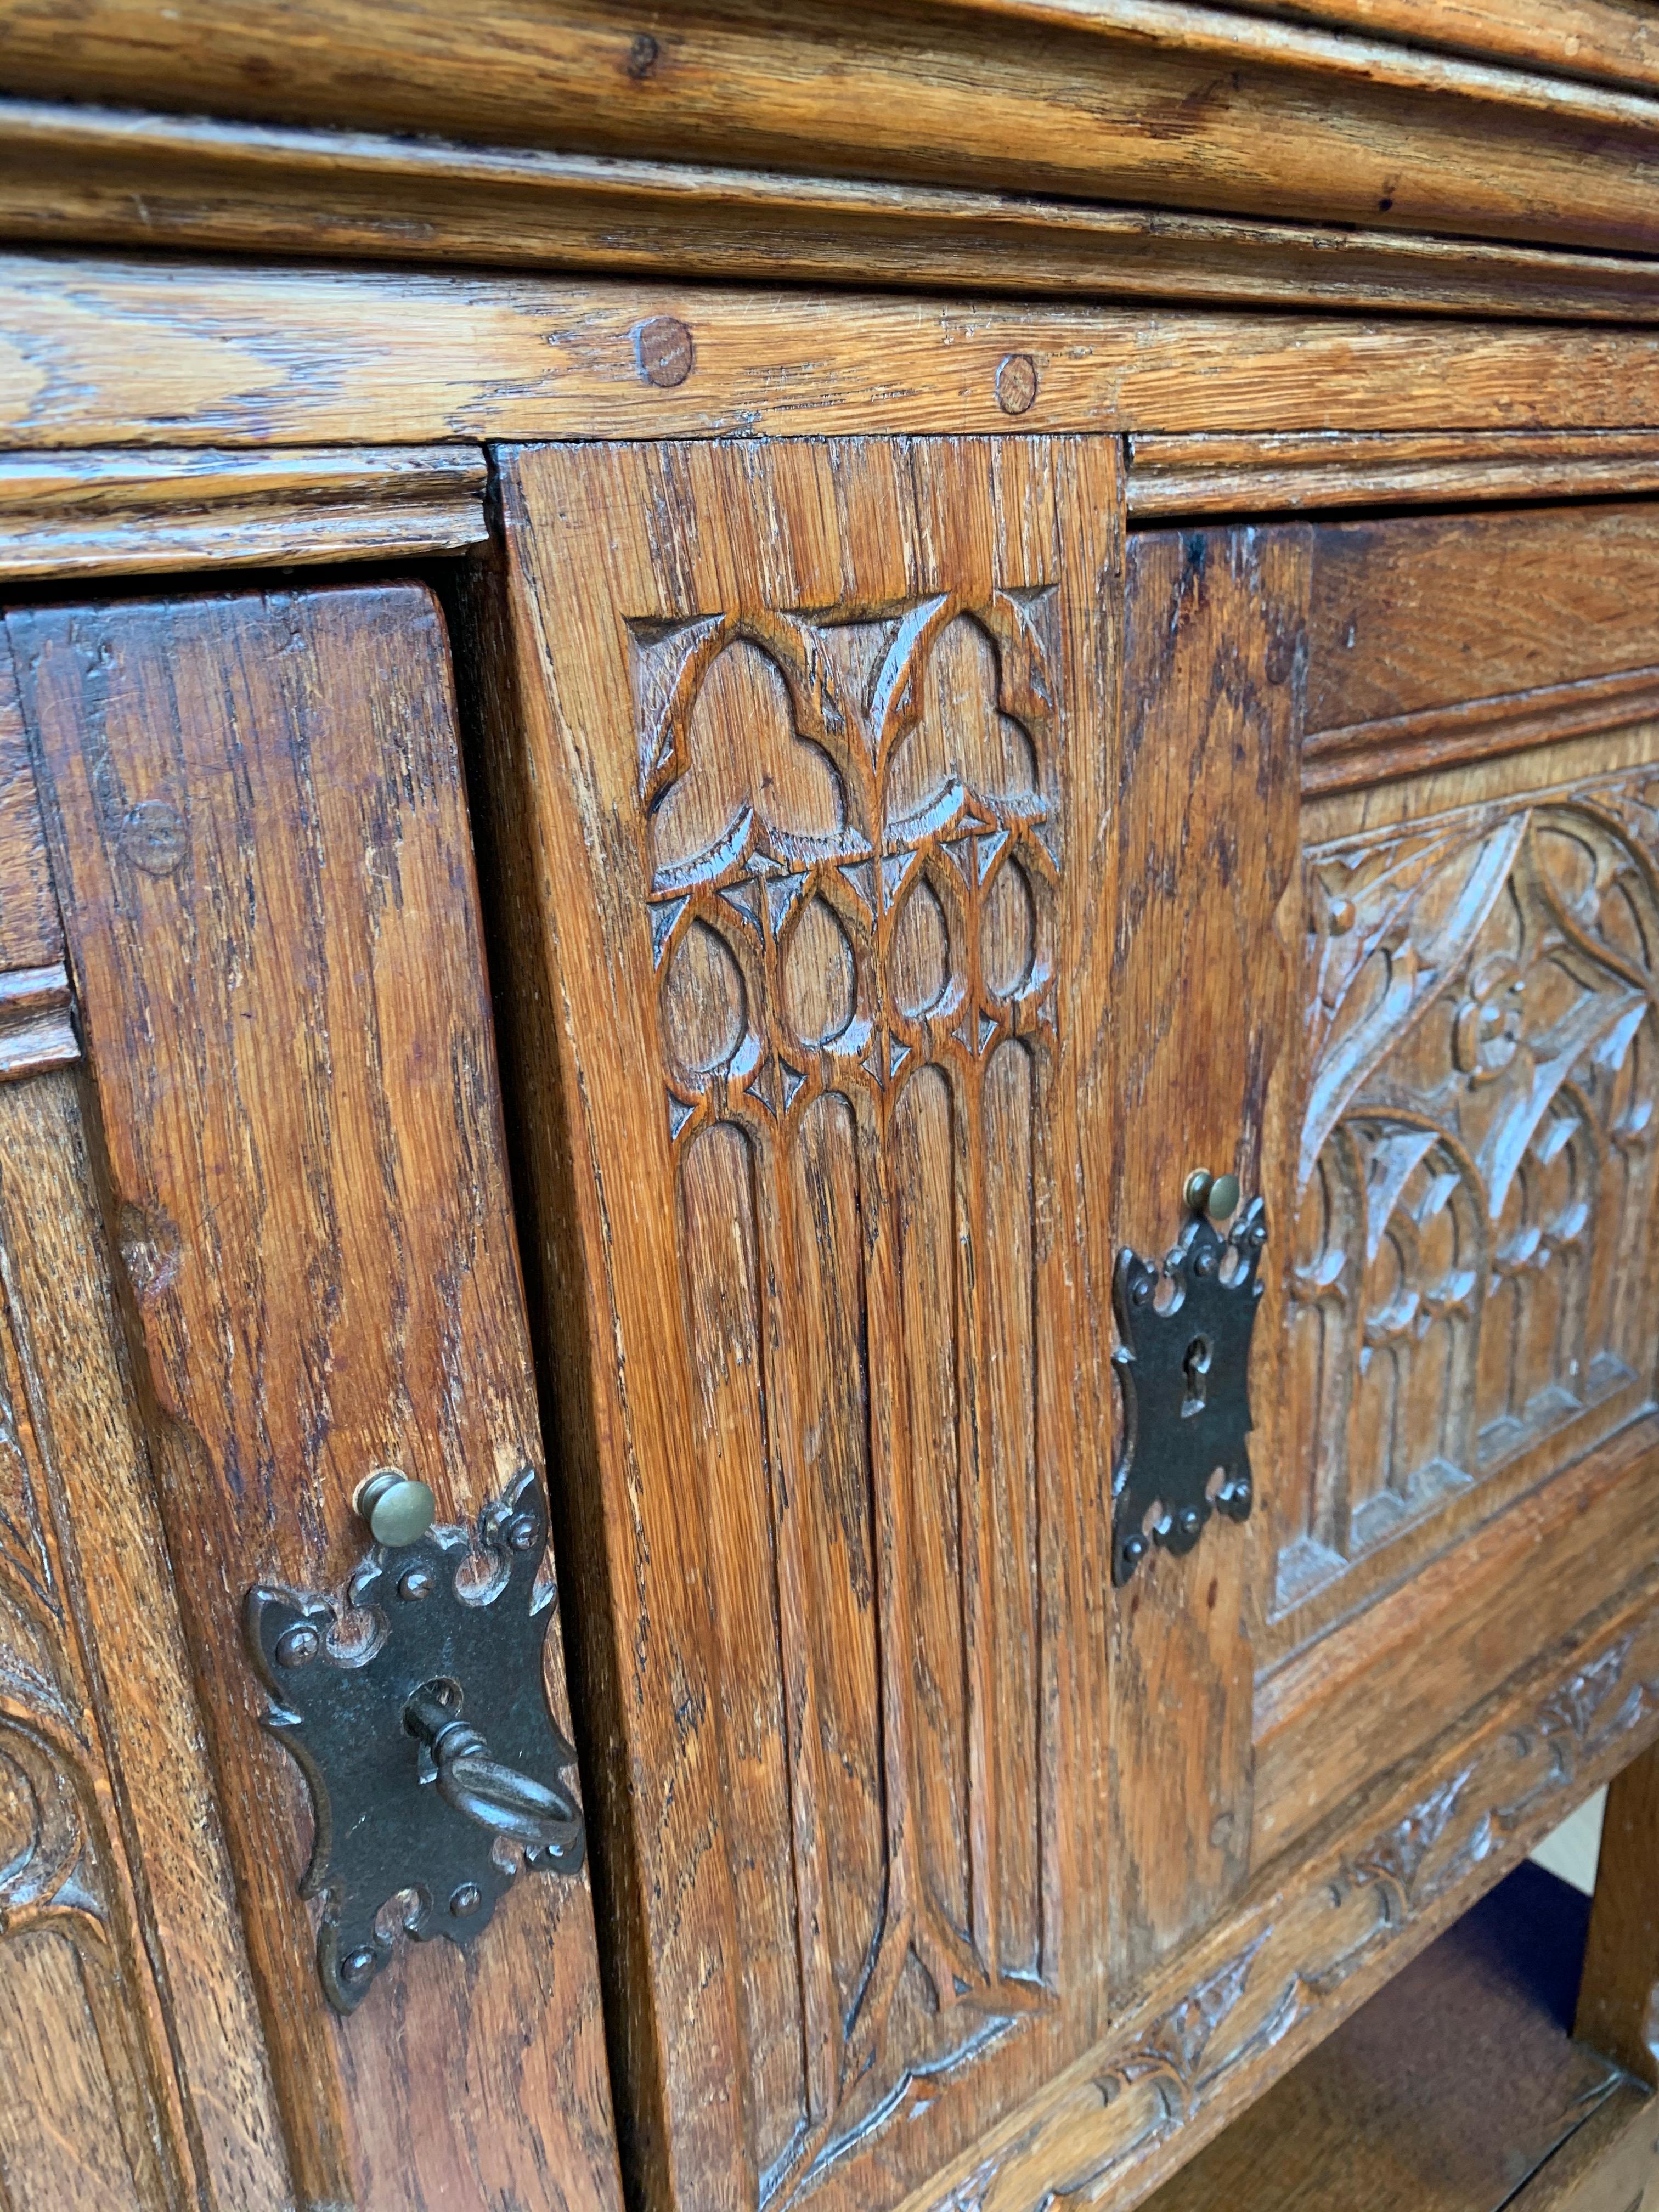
[1282,766,1659,1610]
[484,436,1122,2212]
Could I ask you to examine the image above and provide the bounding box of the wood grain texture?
[7,0,1659,252]
[1301,668,1659,798]
[1224,0,1659,96]
[1508,2081,1659,2212]
[471,433,1120,2212]
[0,1068,293,2212]
[13,586,623,2212]
[0,650,61,971]
[1265,510,1659,1672]
[1129,431,1659,518]
[0,446,487,578]
[14,98,1659,324]
[901,1555,1659,2212]
[1137,1861,1627,2212]
[1282,757,1659,1627]
[1578,1735,1659,2089]
[1257,1413,1659,1861]
[1305,504,1659,736]
[8,258,1659,450]
[1107,524,1305,1994]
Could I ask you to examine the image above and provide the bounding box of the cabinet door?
[0,672,278,2211]
[13,585,623,2212]
[463,438,1302,2212]
[1256,501,1659,1860]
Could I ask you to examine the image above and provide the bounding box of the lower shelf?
[1141,1859,1659,2212]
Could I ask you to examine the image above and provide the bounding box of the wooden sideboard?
[2,8,1658,2210]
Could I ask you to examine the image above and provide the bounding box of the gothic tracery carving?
[1284,780,1659,1605]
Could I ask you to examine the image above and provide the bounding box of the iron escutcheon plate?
[245,1468,583,2013]
[1111,1198,1267,1587]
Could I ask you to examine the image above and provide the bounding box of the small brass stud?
[1207,1173,1242,1222]
[1184,1167,1214,1214]
[357,1470,436,1549]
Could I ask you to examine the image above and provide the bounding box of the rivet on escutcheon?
[356,1469,437,1549]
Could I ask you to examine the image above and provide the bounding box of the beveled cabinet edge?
[899,1546,1659,2212]
[6,257,1659,452]
[14,98,1659,326]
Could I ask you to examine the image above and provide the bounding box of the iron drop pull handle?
[404,1685,582,1866]
[245,1469,587,2015]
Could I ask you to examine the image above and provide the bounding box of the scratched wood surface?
[12,585,623,2212]
[7,260,1659,452]
[463,432,1122,2212]
[1105,524,1305,1994]
[14,102,1659,325]
[5,0,1659,253]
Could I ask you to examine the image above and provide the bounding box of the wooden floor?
[1142,1858,1658,2212]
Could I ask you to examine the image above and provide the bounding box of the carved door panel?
[1256,502,1659,1864]
[462,438,1302,2212]
[0,674,275,2211]
[11,586,624,2211]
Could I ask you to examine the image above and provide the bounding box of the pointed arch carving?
[1284,780,1659,1609]
[639,588,1063,2198]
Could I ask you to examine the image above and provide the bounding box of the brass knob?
[1184,1168,1242,1222]
[356,1469,436,1548]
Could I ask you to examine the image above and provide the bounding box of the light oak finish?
[8,0,1659,253]
[14,585,623,2212]
[1230,0,1659,95]
[0,1068,290,2211]
[1106,524,1304,1988]
[6,259,1659,450]
[1138,1862,1642,2212]
[0,445,487,576]
[1579,1737,1659,2089]
[1128,431,1659,517]
[14,98,1659,323]
[903,1567,1659,2212]
[466,432,1122,2212]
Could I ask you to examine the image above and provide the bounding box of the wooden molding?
[7,257,1659,449]
[0,963,77,1080]
[8,99,1659,323]
[899,1560,1659,2212]
[7,2,1659,256]
[0,446,488,575]
[1301,663,1659,795]
[1214,0,1659,98]
[1130,430,1659,517]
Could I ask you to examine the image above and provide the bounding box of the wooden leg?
[1577,1737,1659,2089]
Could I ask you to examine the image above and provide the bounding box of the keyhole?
[1182,1335,1211,1419]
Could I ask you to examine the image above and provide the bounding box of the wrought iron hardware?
[245,1468,584,2015]
[1111,1191,1267,1587]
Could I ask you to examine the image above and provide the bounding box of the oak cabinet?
[3,11,1659,2196]
[2,433,1658,2212]
[460,458,1659,2210]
